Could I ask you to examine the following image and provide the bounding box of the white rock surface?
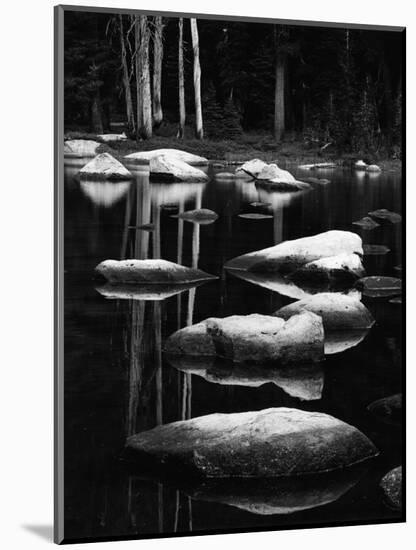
[354,160,368,170]
[125,148,208,165]
[64,139,101,157]
[97,132,127,142]
[94,259,217,284]
[235,159,267,178]
[79,153,132,180]
[291,253,365,283]
[126,407,378,477]
[149,155,208,182]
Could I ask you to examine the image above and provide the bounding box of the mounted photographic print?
[54,5,405,544]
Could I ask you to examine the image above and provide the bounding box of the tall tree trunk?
[119,15,135,135]
[152,16,164,128]
[274,53,285,141]
[177,18,186,138]
[91,89,103,133]
[139,16,152,139]
[135,16,143,137]
[190,18,203,139]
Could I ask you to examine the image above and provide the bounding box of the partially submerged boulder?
[256,179,311,192]
[352,216,380,230]
[368,394,402,427]
[225,230,363,273]
[355,276,402,299]
[214,172,236,180]
[94,259,217,285]
[257,164,296,182]
[274,293,374,331]
[97,132,127,142]
[149,155,208,182]
[298,162,337,170]
[173,208,218,224]
[235,159,267,179]
[303,177,331,185]
[79,152,132,180]
[238,213,273,220]
[125,407,378,477]
[368,209,402,224]
[125,148,208,166]
[165,312,324,365]
[290,253,365,285]
[354,160,368,170]
[367,164,382,173]
[64,139,101,158]
[380,466,402,510]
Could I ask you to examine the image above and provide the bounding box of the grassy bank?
[65,130,402,172]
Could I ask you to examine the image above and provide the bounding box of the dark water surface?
[64,159,403,542]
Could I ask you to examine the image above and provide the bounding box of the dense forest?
[64,11,403,158]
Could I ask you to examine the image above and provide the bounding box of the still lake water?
[64,158,403,542]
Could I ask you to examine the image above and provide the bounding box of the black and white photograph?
[55,4,404,544]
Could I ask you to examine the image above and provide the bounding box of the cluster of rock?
[234,159,311,191]
[354,160,382,172]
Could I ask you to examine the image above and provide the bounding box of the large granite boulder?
[94,259,217,285]
[149,155,208,182]
[79,152,132,180]
[165,311,324,365]
[290,253,365,285]
[225,230,363,273]
[125,148,208,166]
[380,466,402,510]
[125,407,378,477]
[64,139,101,158]
[234,159,267,179]
[274,293,374,330]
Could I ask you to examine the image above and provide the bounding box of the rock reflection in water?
[166,356,324,400]
[80,180,131,207]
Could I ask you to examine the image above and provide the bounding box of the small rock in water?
[94,259,217,285]
[173,208,218,224]
[368,209,402,224]
[160,203,179,213]
[125,407,378,477]
[394,265,402,276]
[354,160,368,170]
[389,296,402,305]
[366,164,382,173]
[298,162,337,170]
[303,177,331,185]
[215,172,235,180]
[352,217,380,230]
[368,394,402,426]
[380,466,402,510]
[355,276,402,298]
[238,213,273,220]
[79,152,133,181]
[363,244,390,255]
[250,201,271,207]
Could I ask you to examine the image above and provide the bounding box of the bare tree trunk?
[135,16,143,137]
[274,53,285,141]
[177,18,186,138]
[119,15,135,135]
[140,16,152,139]
[190,18,203,139]
[152,16,164,128]
[91,89,103,133]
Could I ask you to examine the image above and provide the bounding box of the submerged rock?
[79,153,132,180]
[363,244,390,256]
[256,179,311,192]
[235,159,267,178]
[214,172,236,180]
[380,466,402,510]
[389,296,402,305]
[274,293,374,330]
[125,148,208,166]
[290,253,365,285]
[368,209,402,224]
[225,230,363,273]
[355,276,402,298]
[303,177,331,185]
[64,139,101,158]
[169,358,324,401]
[125,407,378,477]
[238,213,273,220]
[368,394,402,427]
[94,259,217,285]
[352,216,380,230]
[173,208,218,224]
[149,155,208,182]
[165,311,324,365]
